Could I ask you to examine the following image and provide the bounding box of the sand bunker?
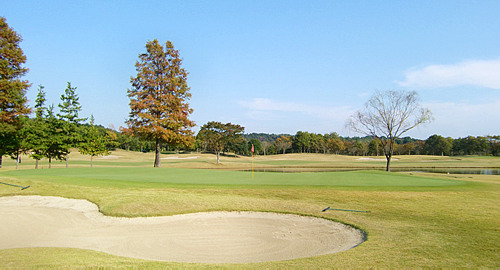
[0,196,364,263]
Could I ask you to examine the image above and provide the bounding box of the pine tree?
[57,82,86,168]
[79,115,110,167]
[58,82,85,123]
[23,85,49,168]
[127,40,195,167]
[45,105,68,168]
[0,17,31,168]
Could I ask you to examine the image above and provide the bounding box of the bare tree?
[346,90,432,171]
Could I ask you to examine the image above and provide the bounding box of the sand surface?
[0,196,364,263]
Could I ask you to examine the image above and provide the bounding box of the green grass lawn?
[0,152,499,268]
[1,167,465,188]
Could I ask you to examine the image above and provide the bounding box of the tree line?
[112,127,500,158]
[7,84,115,168]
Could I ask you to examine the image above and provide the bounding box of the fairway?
[0,152,499,268]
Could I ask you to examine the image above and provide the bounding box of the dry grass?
[3,149,499,170]
[0,150,499,268]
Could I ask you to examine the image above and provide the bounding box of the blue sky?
[3,0,500,139]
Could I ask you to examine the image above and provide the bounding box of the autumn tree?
[326,137,345,154]
[275,135,292,154]
[79,115,111,167]
[346,90,432,171]
[0,17,31,168]
[127,39,195,167]
[197,121,244,164]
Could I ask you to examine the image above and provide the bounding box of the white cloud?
[398,58,500,89]
[417,99,500,138]
[239,98,354,121]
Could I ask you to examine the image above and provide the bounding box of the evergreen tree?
[23,85,49,168]
[368,140,381,156]
[58,82,85,123]
[127,39,195,167]
[248,138,263,155]
[57,82,86,167]
[45,105,68,168]
[425,134,452,156]
[79,115,110,167]
[0,17,31,168]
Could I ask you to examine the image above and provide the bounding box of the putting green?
[2,167,464,187]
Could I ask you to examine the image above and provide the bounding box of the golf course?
[0,150,498,268]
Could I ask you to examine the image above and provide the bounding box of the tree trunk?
[385,142,394,172]
[154,139,161,167]
[91,155,93,168]
[65,154,69,168]
[49,157,52,168]
[35,159,39,169]
[0,155,3,168]
[216,151,220,164]
[385,155,391,172]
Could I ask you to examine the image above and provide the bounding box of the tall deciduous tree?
[0,17,31,168]
[127,39,195,167]
[346,90,432,171]
[275,135,292,154]
[248,138,263,155]
[425,134,452,156]
[197,121,244,164]
[58,82,85,167]
[326,137,345,154]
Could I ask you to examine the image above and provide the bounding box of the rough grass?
[0,150,499,268]
[3,149,499,170]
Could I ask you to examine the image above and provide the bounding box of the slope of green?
[1,167,465,188]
